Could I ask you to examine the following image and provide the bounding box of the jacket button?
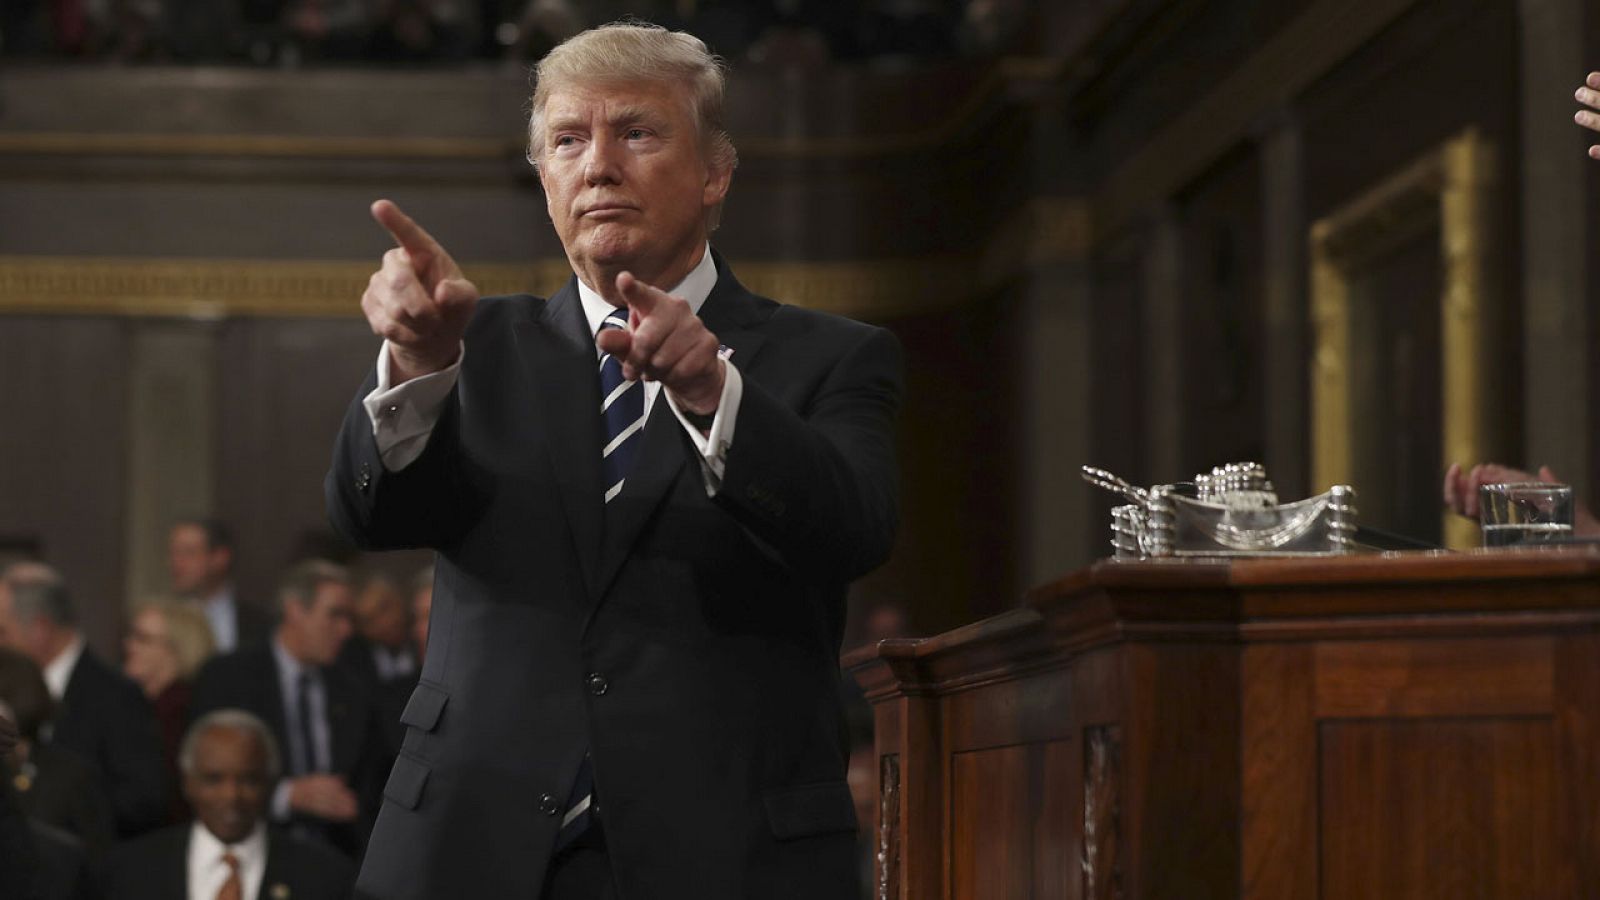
[587,672,609,696]
[539,793,559,816]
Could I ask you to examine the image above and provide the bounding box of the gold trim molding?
[1309,128,1497,550]
[0,254,991,321]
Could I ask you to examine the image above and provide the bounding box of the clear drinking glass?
[1478,482,1574,547]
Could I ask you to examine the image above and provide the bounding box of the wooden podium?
[845,552,1600,899]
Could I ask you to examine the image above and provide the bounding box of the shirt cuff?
[665,361,742,496]
[362,341,463,472]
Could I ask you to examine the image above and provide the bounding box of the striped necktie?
[598,307,644,503]
[554,307,640,853]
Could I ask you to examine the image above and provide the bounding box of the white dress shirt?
[200,586,240,653]
[42,635,85,701]
[269,639,331,820]
[361,244,742,494]
[187,821,267,900]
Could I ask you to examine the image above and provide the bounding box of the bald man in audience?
[0,563,169,838]
[98,709,355,900]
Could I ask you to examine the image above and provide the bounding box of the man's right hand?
[364,199,479,384]
[286,773,359,822]
[1576,72,1600,160]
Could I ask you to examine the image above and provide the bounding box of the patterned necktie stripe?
[554,752,596,853]
[598,308,644,503]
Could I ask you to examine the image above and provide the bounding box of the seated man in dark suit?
[335,573,417,763]
[168,518,272,654]
[99,709,355,900]
[190,560,384,859]
[0,563,169,838]
[0,645,113,858]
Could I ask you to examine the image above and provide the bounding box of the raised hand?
[595,271,725,416]
[364,199,479,383]
[287,773,359,822]
[1575,72,1600,160]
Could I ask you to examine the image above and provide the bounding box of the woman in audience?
[122,600,215,821]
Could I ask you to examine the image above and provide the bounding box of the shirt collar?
[271,636,307,684]
[42,634,85,701]
[576,243,718,342]
[189,819,267,872]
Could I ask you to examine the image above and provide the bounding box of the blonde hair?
[134,600,216,680]
[527,22,739,224]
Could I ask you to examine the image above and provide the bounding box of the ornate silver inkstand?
[1083,462,1359,560]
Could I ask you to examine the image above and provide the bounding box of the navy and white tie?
[555,307,641,853]
[598,307,644,504]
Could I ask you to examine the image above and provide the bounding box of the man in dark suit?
[169,518,273,653]
[334,573,416,759]
[189,560,384,860]
[0,563,169,839]
[326,21,901,900]
[99,709,355,900]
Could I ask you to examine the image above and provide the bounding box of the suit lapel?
[514,279,605,600]
[592,254,775,599]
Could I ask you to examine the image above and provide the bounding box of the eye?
[554,135,577,147]
[626,128,650,140]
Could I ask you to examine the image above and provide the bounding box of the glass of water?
[1479,482,1575,547]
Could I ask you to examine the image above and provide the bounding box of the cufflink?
[269,884,290,900]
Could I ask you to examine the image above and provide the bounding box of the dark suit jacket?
[233,597,275,652]
[189,644,385,858]
[48,647,169,838]
[334,637,415,763]
[327,256,902,899]
[13,742,114,859]
[98,824,356,900]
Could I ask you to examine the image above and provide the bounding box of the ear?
[702,160,732,210]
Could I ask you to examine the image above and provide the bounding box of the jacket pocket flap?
[399,681,449,732]
[384,753,430,810]
[763,781,857,840]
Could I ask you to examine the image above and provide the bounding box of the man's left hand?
[598,271,725,416]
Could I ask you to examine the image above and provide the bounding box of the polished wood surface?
[847,550,1600,899]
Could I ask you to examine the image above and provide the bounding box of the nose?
[583,134,623,186]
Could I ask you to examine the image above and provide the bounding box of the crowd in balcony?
[0,0,1029,67]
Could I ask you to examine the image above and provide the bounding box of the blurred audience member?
[369,0,480,61]
[190,560,384,859]
[124,601,216,822]
[1442,462,1600,536]
[0,646,113,859]
[98,709,356,900]
[410,565,433,662]
[0,564,168,838]
[337,572,416,759]
[169,519,271,654]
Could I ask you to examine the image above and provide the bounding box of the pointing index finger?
[371,199,443,259]
[616,271,669,316]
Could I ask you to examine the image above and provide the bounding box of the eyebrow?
[543,104,673,138]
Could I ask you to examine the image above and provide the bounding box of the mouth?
[581,204,637,218]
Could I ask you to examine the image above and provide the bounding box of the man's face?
[535,80,731,287]
[168,525,227,597]
[356,581,409,649]
[184,724,269,845]
[285,581,354,667]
